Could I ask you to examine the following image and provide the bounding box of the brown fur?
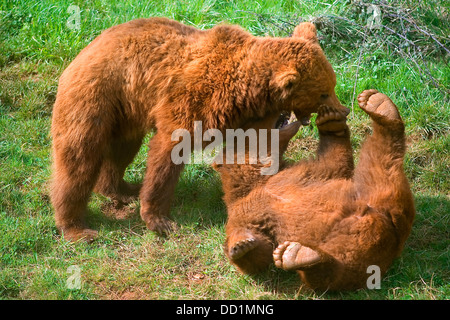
[51,18,347,241]
[214,90,415,291]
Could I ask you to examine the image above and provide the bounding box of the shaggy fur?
[215,90,415,291]
[51,17,347,241]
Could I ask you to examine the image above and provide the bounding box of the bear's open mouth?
[275,111,291,129]
[275,111,310,129]
[294,110,312,126]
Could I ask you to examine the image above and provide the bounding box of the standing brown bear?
[214,90,415,291]
[51,17,347,242]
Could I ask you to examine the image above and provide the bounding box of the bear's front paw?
[228,238,258,260]
[273,241,322,270]
[316,104,349,136]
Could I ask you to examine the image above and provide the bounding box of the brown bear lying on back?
[51,18,348,242]
[214,90,415,291]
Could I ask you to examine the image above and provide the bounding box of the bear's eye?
[285,81,294,90]
[320,94,329,100]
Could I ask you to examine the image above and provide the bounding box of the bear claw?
[144,215,175,235]
[229,238,258,260]
[316,104,348,135]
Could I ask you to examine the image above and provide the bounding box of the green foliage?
[0,0,448,300]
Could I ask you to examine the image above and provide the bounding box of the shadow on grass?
[86,166,226,236]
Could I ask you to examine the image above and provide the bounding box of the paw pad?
[273,241,321,270]
[357,89,401,120]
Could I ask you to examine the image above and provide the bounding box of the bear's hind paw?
[357,89,401,121]
[273,241,322,271]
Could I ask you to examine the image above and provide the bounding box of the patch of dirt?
[101,200,139,220]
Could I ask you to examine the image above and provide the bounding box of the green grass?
[0,0,449,300]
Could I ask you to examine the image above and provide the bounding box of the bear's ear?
[293,22,318,43]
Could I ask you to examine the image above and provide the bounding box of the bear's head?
[265,22,349,125]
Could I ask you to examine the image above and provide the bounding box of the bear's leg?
[94,136,144,204]
[354,89,414,243]
[313,104,354,180]
[139,132,184,234]
[354,90,408,192]
[225,229,274,274]
[51,141,104,242]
